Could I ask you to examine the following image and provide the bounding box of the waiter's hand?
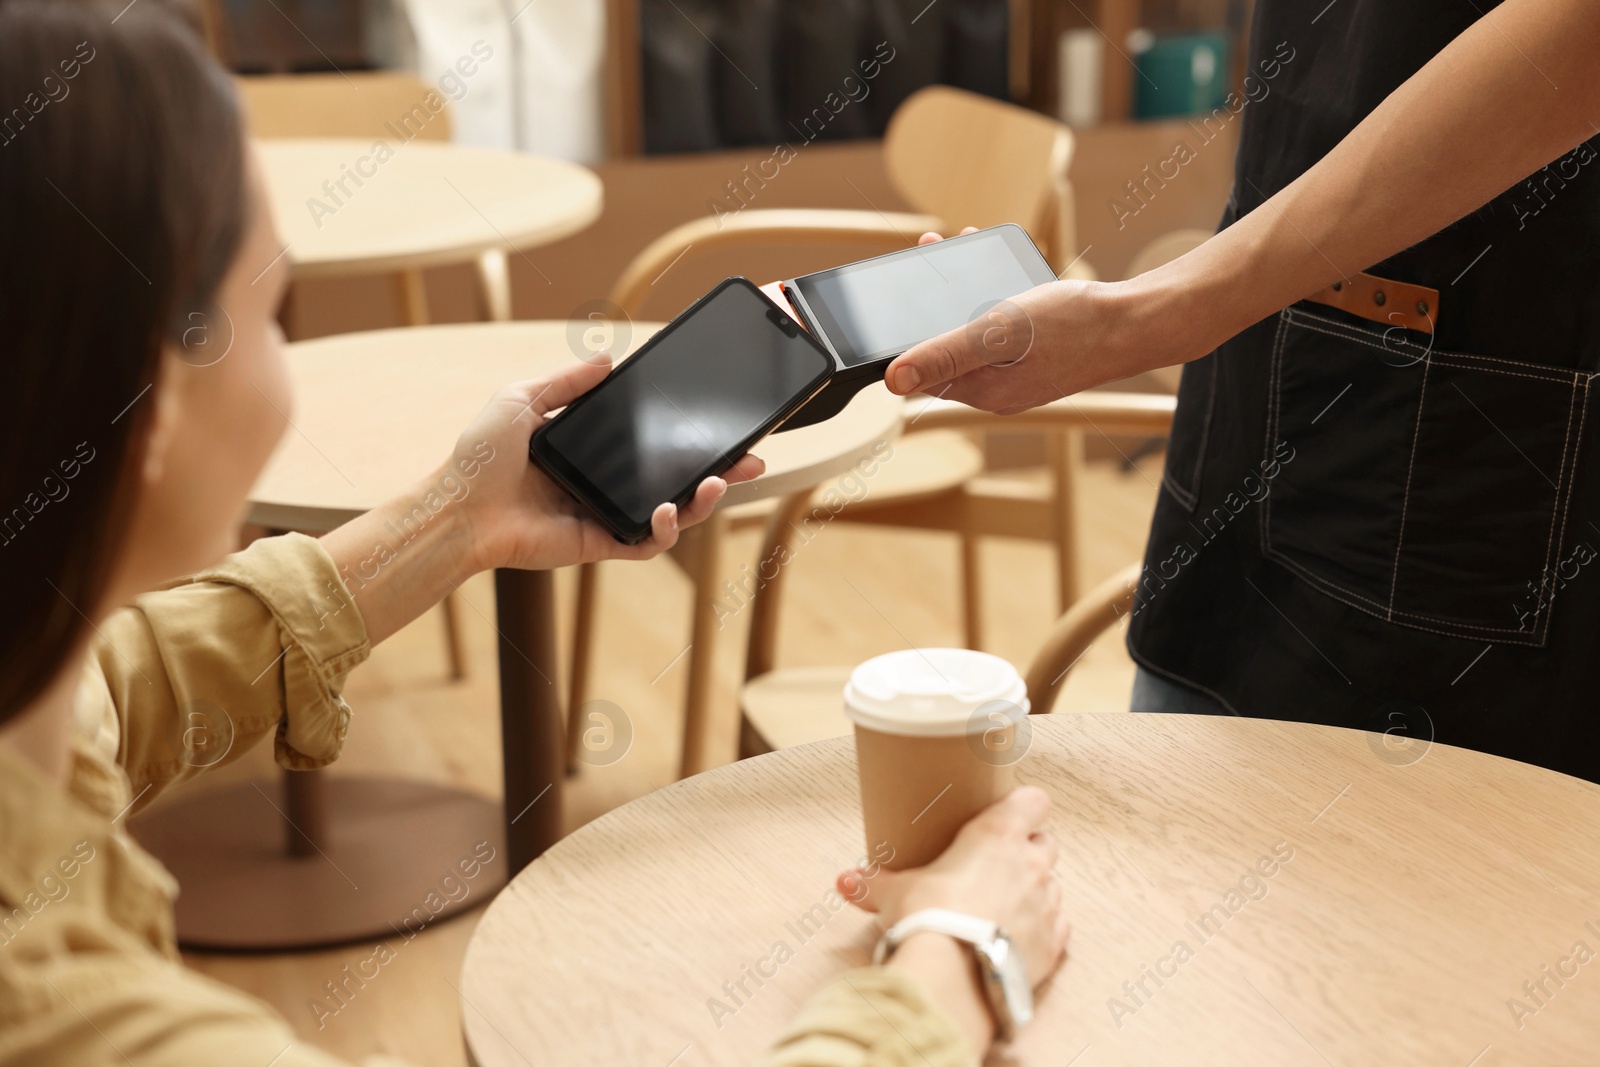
[883,230,1192,414]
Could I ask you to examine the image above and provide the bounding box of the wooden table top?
[459,713,1600,1067]
[256,138,602,277]
[249,321,904,532]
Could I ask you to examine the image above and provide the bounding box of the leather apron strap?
[1305,271,1440,334]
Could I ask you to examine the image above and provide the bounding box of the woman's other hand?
[838,785,1071,987]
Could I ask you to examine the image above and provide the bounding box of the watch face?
[992,937,1034,1030]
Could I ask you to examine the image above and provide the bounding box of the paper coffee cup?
[844,648,1031,870]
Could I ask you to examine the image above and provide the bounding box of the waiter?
[887,0,1600,781]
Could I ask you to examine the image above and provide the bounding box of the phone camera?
[767,307,798,337]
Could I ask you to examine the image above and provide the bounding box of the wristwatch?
[872,908,1033,1041]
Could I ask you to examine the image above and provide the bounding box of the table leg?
[678,512,729,779]
[283,766,327,857]
[565,562,600,772]
[494,568,566,876]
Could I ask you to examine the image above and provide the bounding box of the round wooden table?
[138,322,901,950]
[257,138,601,321]
[460,713,1600,1066]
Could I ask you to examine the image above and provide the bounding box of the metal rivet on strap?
[1373,290,1387,307]
[1331,281,1343,292]
[1416,301,1429,316]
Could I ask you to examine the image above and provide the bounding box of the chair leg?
[959,518,982,651]
[679,512,728,778]
[475,249,513,322]
[738,714,773,761]
[1049,429,1084,613]
[565,562,599,772]
[396,267,430,326]
[440,591,467,681]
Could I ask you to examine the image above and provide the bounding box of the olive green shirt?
[0,534,972,1067]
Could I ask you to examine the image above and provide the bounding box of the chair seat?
[727,429,985,529]
[847,428,984,503]
[740,665,856,752]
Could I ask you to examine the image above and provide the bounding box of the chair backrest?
[234,72,453,142]
[883,86,1075,264]
[608,88,1082,318]
[1023,562,1140,715]
[605,207,942,319]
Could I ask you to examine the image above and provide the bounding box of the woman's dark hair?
[0,0,247,722]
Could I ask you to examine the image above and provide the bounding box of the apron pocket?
[1160,351,1218,511]
[1262,308,1592,646]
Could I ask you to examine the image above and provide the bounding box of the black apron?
[1126,0,1600,782]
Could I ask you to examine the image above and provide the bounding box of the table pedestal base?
[130,776,506,952]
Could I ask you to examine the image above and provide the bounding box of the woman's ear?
[140,357,179,486]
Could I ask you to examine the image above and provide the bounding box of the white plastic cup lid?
[843,648,1029,737]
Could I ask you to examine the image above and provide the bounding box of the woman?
[0,2,1069,1065]
[891,0,1600,781]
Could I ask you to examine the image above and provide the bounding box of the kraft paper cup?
[844,648,1030,870]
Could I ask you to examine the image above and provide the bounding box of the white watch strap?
[872,908,1001,965]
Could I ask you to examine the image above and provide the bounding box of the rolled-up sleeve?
[759,969,976,1067]
[92,533,369,812]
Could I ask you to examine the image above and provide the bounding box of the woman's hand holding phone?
[321,356,763,650]
[455,356,765,572]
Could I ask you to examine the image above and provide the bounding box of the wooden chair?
[735,394,1170,754]
[236,72,482,681]
[739,523,1144,755]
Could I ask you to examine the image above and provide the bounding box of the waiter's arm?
[887,0,1600,412]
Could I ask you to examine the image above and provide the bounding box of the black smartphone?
[529,278,835,544]
[776,223,1056,429]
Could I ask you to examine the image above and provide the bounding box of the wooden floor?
[179,450,1164,1067]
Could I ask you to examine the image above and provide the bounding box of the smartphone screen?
[792,225,1055,367]
[532,279,834,541]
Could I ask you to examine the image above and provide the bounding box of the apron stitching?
[1261,310,1292,555]
[1163,349,1226,512]
[1268,550,1396,612]
[1266,550,1554,641]
[1427,360,1585,386]
[1288,310,1430,362]
[1160,470,1199,510]
[1534,377,1588,643]
[1290,310,1581,384]
[1389,356,1432,620]
[1192,350,1221,502]
[1428,351,1585,377]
